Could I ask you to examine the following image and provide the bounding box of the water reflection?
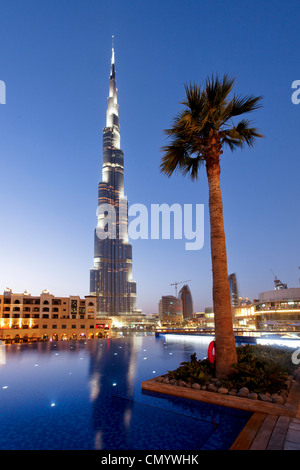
[0,335,250,450]
[0,341,5,365]
[88,338,138,450]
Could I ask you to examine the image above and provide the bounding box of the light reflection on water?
[0,334,251,450]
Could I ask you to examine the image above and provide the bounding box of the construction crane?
[270,269,287,290]
[170,280,191,297]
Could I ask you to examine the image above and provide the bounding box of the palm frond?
[160,74,263,178]
[160,140,189,177]
[205,74,235,109]
[180,156,204,181]
[220,94,263,125]
[221,119,264,149]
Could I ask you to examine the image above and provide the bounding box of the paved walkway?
[230,370,300,450]
[231,413,300,450]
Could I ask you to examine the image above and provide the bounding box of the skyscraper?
[228,273,239,308]
[178,284,193,318]
[90,40,136,316]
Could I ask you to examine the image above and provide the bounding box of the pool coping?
[141,373,300,418]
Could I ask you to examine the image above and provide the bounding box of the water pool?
[0,334,250,450]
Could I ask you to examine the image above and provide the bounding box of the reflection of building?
[88,336,138,449]
[178,284,193,318]
[159,295,183,323]
[233,286,300,331]
[0,288,111,343]
[90,41,136,316]
[229,273,239,307]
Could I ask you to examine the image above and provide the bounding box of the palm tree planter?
[161,75,263,378]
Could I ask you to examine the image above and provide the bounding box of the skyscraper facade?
[90,42,137,316]
[178,284,193,318]
[228,273,239,308]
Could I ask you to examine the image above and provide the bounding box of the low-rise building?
[158,295,183,324]
[0,288,112,343]
[233,287,300,331]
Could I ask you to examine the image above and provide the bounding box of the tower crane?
[270,269,287,290]
[170,280,191,297]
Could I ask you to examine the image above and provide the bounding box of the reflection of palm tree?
[161,75,263,377]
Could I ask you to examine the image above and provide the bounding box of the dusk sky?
[0,0,299,314]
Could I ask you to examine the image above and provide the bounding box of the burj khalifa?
[90,40,137,316]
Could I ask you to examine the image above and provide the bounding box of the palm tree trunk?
[206,153,237,378]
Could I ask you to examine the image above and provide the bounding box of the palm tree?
[160,75,263,378]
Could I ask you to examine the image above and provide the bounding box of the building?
[229,273,239,307]
[0,288,111,343]
[203,307,215,329]
[191,312,206,327]
[178,284,193,318]
[90,40,137,316]
[255,286,300,330]
[233,286,300,331]
[158,295,183,323]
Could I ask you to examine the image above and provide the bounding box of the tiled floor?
[283,418,300,450]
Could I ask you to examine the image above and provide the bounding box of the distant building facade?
[159,295,183,323]
[229,273,239,307]
[178,284,193,319]
[0,289,111,343]
[233,287,300,331]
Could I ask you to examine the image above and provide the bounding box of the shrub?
[167,344,297,393]
[225,344,297,393]
[168,352,213,385]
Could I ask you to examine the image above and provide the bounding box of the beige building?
[158,295,183,324]
[0,288,111,343]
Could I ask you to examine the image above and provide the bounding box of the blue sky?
[0,0,299,313]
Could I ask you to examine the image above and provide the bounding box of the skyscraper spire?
[111,35,115,65]
[90,41,137,317]
[106,36,119,137]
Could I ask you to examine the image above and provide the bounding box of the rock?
[156,376,164,382]
[228,389,237,396]
[169,379,176,385]
[258,393,272,402]
[192,383,201,390]
[237,387,249,397]
[247,392,258,400]
[217,387,229,394]
[211,378,222,387]
[177,380,186,387]
[207,383,218,392]
[185,382,192,388]
[162,377,170,384]
[201,385,207,391]
[272,396,285,405]
[271,393,279,399]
